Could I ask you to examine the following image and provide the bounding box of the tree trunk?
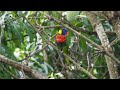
[85,11,119,79]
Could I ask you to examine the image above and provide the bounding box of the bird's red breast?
[55,35,66,43]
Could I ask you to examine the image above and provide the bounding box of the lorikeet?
[55,28,70,69]
[55,28,68,50]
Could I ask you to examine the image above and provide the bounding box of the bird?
[56,28,68,44]
[55,28,70,67]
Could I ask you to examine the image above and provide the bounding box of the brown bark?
[103,11,120,40]
[0,54,48,79]
[85,11,119,79]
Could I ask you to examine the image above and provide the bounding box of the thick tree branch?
[102,11,120,40]
[0,54,48,79]
[85,11,119,79]
[36,25,116,36]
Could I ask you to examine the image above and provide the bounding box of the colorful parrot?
[55,28,70,67]
[55,28,68,44]
[55,28,68,50]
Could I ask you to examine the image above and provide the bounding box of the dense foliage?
[0,11,120,79]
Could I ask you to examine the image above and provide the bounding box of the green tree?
[0,11,120,79]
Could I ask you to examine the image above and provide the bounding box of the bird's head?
[58,28,68,35]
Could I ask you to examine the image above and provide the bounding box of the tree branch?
[0,54,48,79]
[36,25,116,36]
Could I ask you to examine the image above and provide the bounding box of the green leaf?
[19,19,35,42]
[79,35,87,52]
[51,29,56,36]
[11,22,24,44]
[0,44,17,60]
[75,22,84,27]
[66,11,80,22]
[5,24,13,40]
[66,31,72,46]
[41,63,48,74]
[44,62,53,71]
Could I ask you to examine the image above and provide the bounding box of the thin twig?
[100,70,108,79]
[0,63,18,79]
[90,54,100,73]
[110,37,120,46]
[63,53,97,79]
[50,43,97,79]
[30,44,49,57]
